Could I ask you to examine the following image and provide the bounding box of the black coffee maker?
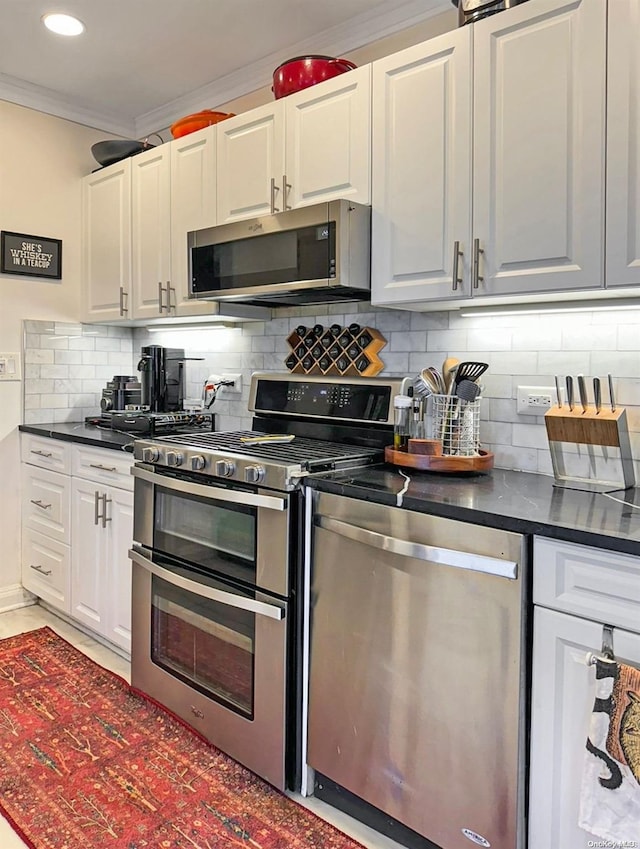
[137,345,185,412]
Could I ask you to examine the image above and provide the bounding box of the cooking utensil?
[566,375,574,412]
[608,373,616,412]
[456,379,481,402]
[239,434,295,444]
[272,55,357,99]
[170,109,235,139]
[593,376,601,414]
[577,374,588,413]
[453,361,489,387]
[555,375,563,407]
[91,135,161,168]
[426,366,446,394]
[442,357,460,393]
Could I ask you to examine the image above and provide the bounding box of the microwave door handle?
[128,549,285,621]
[315,516,517,579]
[131,466,286,511]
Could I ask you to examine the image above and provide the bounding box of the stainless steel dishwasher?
[307,491,527,849]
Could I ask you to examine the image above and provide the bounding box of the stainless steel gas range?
[128,372,405,791]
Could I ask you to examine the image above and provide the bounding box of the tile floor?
[0,603,406,849]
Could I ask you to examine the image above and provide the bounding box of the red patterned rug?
[0,626,364,849]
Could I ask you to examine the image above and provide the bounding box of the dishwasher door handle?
[315,515,518,579]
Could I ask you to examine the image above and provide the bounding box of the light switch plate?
[0,352,22,381]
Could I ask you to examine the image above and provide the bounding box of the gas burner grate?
[153,430,379,465]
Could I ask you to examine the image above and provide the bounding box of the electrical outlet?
[516,385,555,416]
[0,352,21,381]
[220,373,242,395]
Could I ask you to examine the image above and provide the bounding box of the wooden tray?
[385,446,494,474]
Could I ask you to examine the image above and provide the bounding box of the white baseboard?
[0,584,37,613]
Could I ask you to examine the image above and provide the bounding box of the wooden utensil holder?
[544,404,635,491]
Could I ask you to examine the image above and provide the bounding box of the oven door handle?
[131,466,286,511]
[128,548,286,620]
[315,516,517,579]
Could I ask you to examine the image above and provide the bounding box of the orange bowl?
[170,109,235,139]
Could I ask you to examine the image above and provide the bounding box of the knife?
[593,377,601,415]
[240,434,295,444]
[555,375,563,407]
[607,373,616,412]
[566,375,574,412]
[577,374,588,413]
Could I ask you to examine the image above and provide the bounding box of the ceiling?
[0,0,450,138]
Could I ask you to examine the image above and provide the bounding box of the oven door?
[129,547,289,790]
[132,465,290,597]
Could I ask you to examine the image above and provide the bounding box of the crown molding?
[0,0,451,138]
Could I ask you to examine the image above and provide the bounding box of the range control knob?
[141,447,160,463]
[215,459,236,477]
[244,464,265,484]
[165,451,184,467]
[191,455,206,472]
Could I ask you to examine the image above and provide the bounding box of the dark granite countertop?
[305,465,640,557]
[19,423,136,453]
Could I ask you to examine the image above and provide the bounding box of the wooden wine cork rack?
[284,325,386,377]
[544,404,635,491]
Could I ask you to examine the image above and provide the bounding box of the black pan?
[91,136,161,168]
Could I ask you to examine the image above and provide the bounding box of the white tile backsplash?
[22,305,640,481]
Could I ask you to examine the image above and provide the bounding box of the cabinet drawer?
[534,536,640,633]
[22,466,71,544]
[21,528,70,614]
[72,445,133,490]
[21,434,71,474]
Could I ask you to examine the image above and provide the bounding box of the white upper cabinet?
[170,125,218,313]
[606,0,640,288]
[217,67,371,223]
[82,160,132,322]
[372,0,606,308]
[371,28,472,305]
[216,102,286,223]
[131,144,172,320]
[473,0,605,297]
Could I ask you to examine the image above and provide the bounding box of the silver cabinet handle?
[129,548,286,620]
[101,494,112,529]
[158,281,165,313]
[315,515,518,579]
[452,240,463,291]
[30,499,52,510]
[472,238,484,289]
[30,564,52,576]
[89,463,117,472]
[282,174,291,210]
[131,465,286,511]
[119,285,128,315]
[31,449,53,458]
[94,490,100,526]
[270,177,280,213]
[167,282,176,312]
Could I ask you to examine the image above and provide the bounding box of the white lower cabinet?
[70,477,133,653]
[529,537,640,848]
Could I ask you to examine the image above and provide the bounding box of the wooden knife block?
[544,405,635,491]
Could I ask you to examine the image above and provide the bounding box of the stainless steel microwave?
[187,200,370,307]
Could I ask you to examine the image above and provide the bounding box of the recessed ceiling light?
[42,13,85,36]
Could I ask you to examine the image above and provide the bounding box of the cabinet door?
[371,28,472,306]
[70,478,106,633]
[22,465,70,545]
[21,528,70,614]
[104,486,133,653]
[170,125,220,315]
[529,607,640,849]
[606,0,640,288]
[285,66,371,209]
[216,101,285,223]
[131,145,171,319]
[473,0,605,297]
[82,161,131,322]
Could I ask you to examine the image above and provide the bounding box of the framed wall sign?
[0,231,62,279]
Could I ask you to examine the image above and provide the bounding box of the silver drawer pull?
[190,706,205,719]
[89,463,117,472]
[30,499,52,510]
[31,449,53,458]
[30,564,52,576]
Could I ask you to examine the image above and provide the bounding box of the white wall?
[0,101,108,601]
